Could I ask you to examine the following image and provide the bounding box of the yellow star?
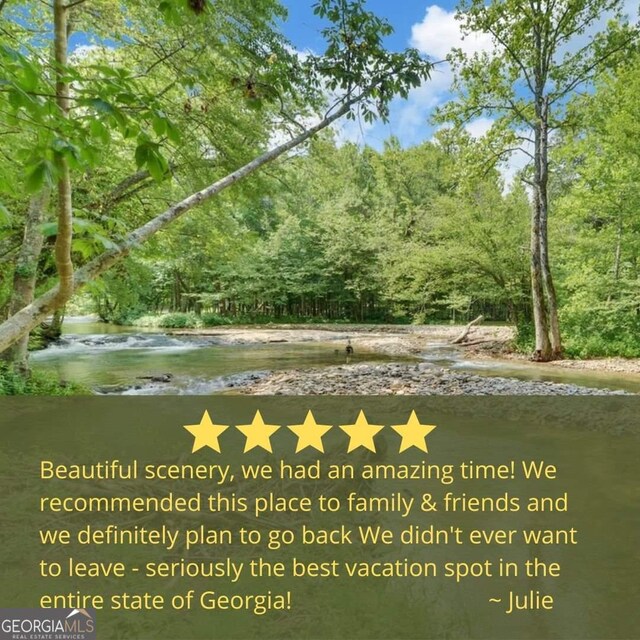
[184,410,229,453]
[288,410,333,453]
[236,410,281,453]
[391,410,437,453]
[339,410,384,453]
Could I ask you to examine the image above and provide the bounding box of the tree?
[0,0,299,360]
[438,0,638,360]
[0,0,430,359]
[552,54,640,356]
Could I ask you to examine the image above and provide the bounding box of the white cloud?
[395,70,451,142]
[465,117,494,139]
[410,5,493,60]
[392,6,495,146]
[500,148,531,189]
[69,44,107,62]
[333,113,375,146]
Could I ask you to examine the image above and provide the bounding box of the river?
[30,319,640,394]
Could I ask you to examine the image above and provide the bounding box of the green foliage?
[157,312,200,328]
[88,259,157,324]
[514,321,535,354]
[90,135,529,326]
[561,313,640,358]
[551,54,640,358]
[200,313,234,327]
[134,313,200,328]
[310,0,431,122]
[0,202,11,225]
[1,0,639,365]
[0,363,88,396]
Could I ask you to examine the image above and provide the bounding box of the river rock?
[228,363,630,396]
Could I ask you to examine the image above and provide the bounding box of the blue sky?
[277,0,639,178]
[279,0,449,53]
[277,0,470,149]
[68,0,638,160]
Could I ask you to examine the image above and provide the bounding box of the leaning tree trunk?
[0,191,50,370]
[531,119,552,362]
[538,100,562,359]
[0,99,356,353]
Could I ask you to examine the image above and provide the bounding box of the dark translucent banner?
[0,398,638,639]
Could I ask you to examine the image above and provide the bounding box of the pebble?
[231,363,629,396]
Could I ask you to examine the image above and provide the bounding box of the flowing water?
[30,318,640,394]
[31,320,410,395]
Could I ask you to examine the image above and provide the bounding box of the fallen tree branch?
[451,315,484,345]
[456,339,493,348]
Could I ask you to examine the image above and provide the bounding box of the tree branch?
[550,33,639,104]
[486,25,536,95]
[64,0,89,9]
[0,98,359,353]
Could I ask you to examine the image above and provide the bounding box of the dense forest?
[0,0,639,390]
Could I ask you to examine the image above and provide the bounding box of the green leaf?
[146,148,169,182]
[0,202,11,226]
[51,138,82,169]
[72,237,95,259]
[116,92,137,105]
[20,60,40,92]
[8,87,32,109]
[86,98,115,114]
[135,143,149,169]
[72,218,95,231]
[41,221,58,238]
[165,120,182,144]
[90,119,110,145]
[51,138,70,153]
[90,64,122,78]
[158,0,177,23]
[25,160,54,194]
[94,234,119,250]
[152,115,168,137]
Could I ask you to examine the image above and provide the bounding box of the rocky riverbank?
[229,363,629,396]
[168,323,512,357]
[170,323,640,376]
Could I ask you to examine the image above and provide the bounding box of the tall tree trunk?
[531,120,552,361]
[53,0,74,305]
[0,99,356,353]
[538,98,562,359]
[0,191,50,370]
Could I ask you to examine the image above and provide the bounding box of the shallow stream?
[31,319,640,394]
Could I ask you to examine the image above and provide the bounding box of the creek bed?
[30,320,640,395]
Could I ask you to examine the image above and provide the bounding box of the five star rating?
[184,410,436,455]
